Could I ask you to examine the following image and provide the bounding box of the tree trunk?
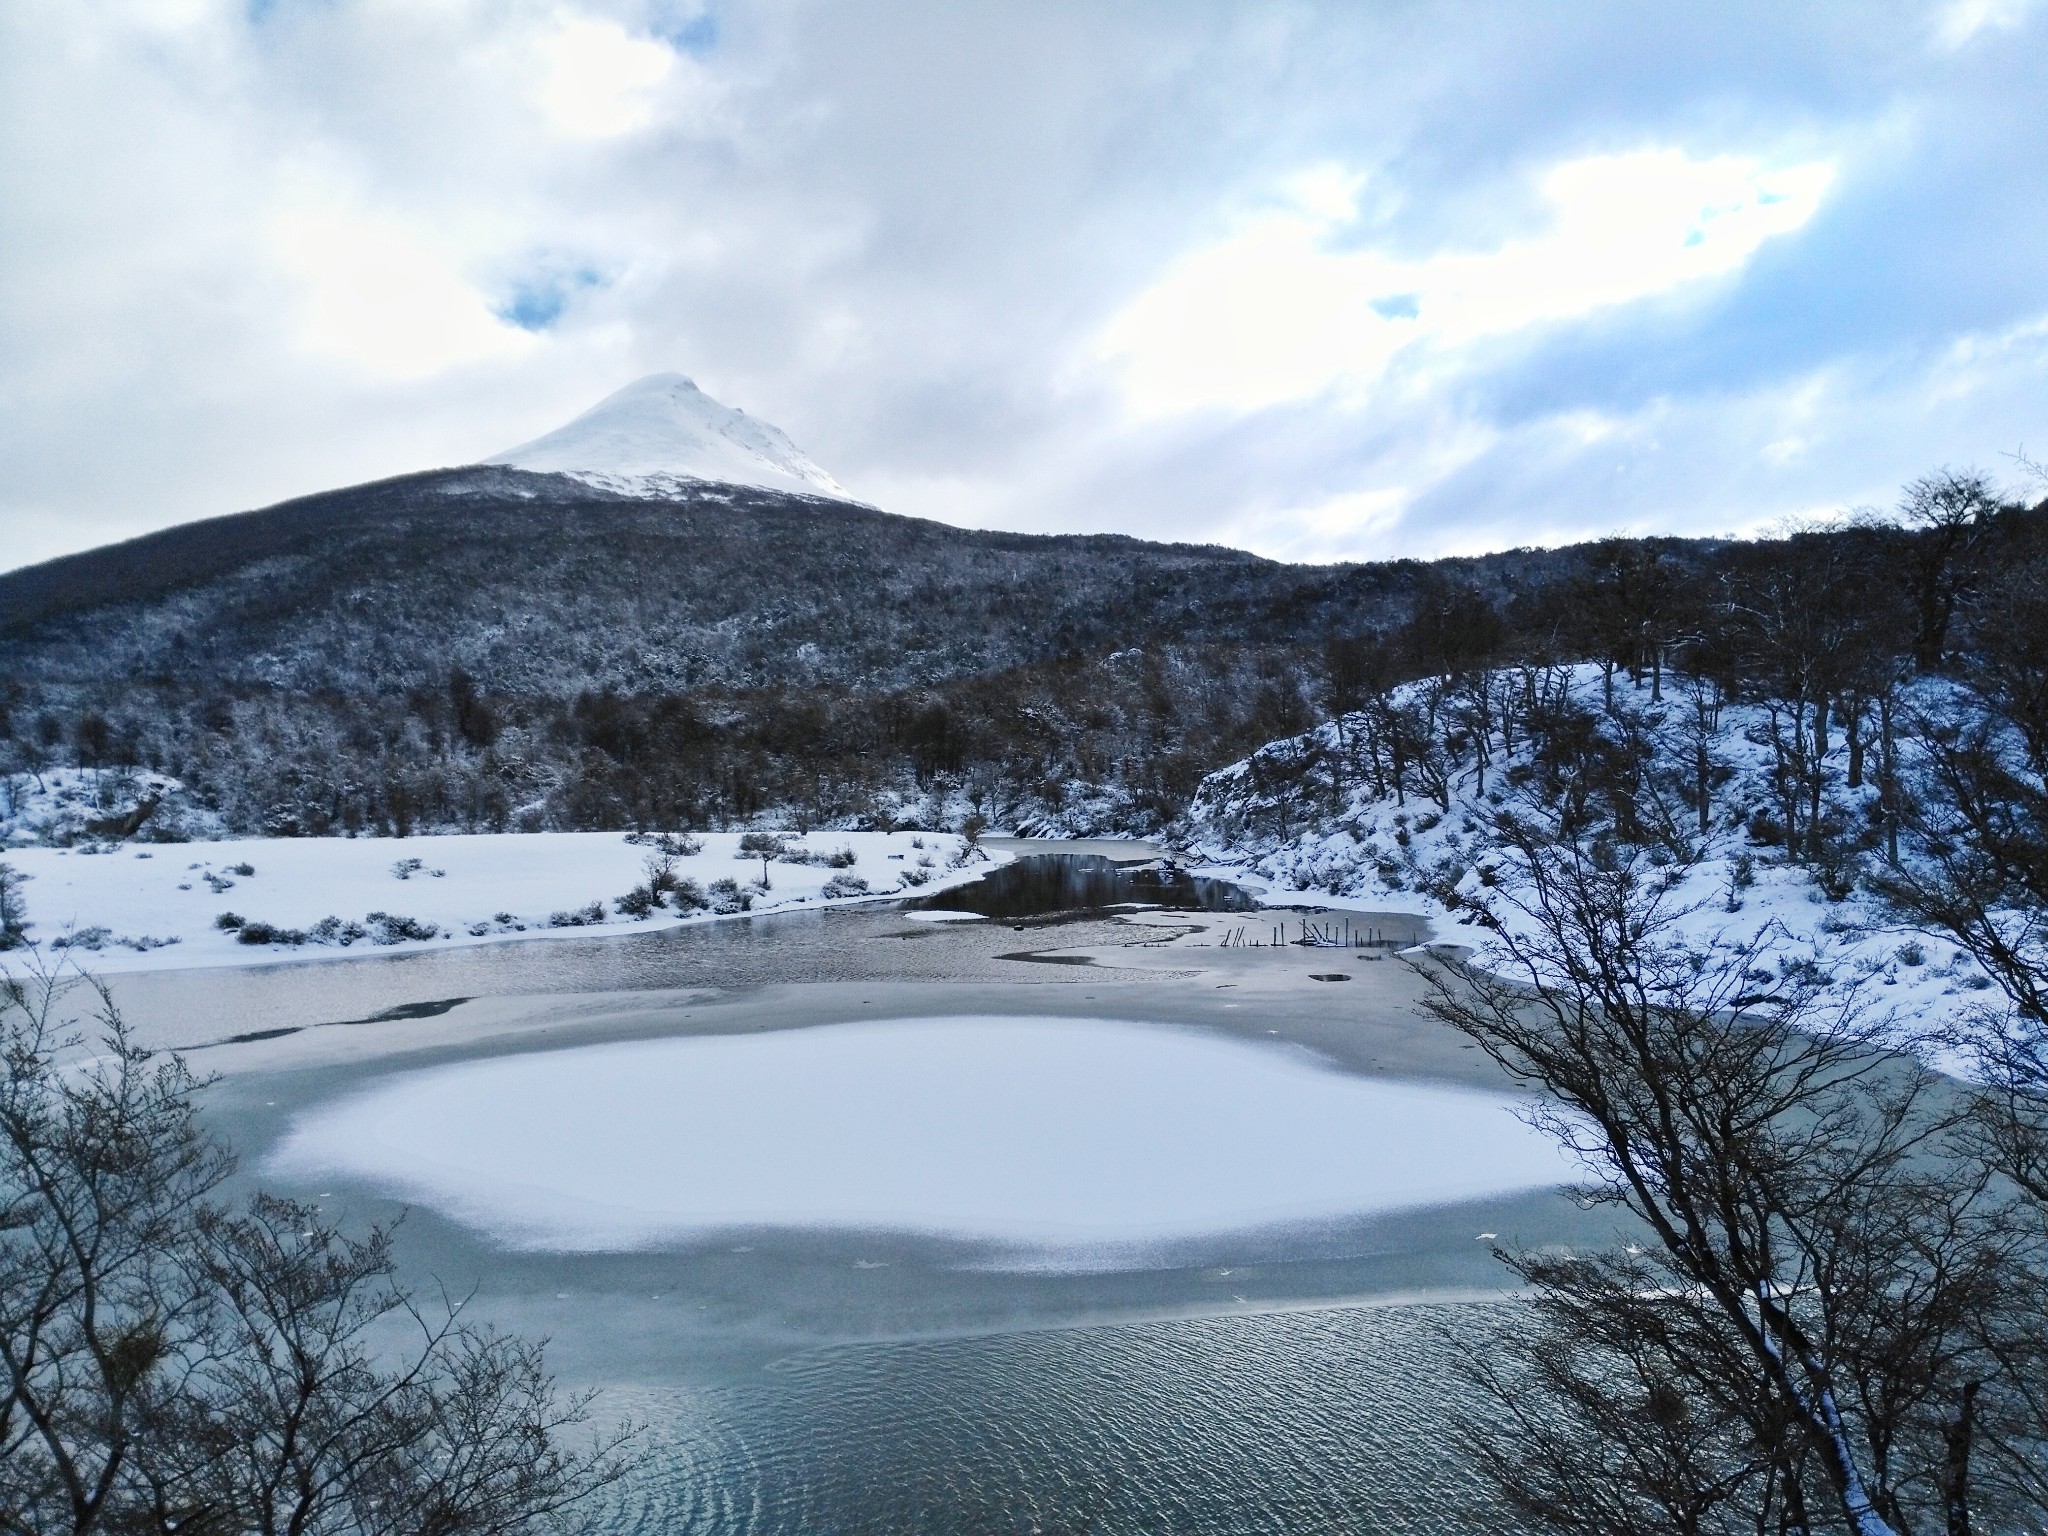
[1880,694,1899,865]
[1942,1380,1979,1536]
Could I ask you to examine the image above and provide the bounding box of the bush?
[228,861,256,877]
[776,844,858,868]
[0,863,27,950]
[391,857,425,880]
[705,877,752,915]
[214,911,245,931]
[669,877,708,912]
[738,831,784,856]
[52,927,114,952]
[546,901,606,929]
[614,887,660,919]
[237,921,309,946]
[310,915,368,946]
[1895,940,1927,967]
[822,873,870,899]
[365,911,440,943]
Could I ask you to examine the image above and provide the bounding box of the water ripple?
[593,1301,1511,1535]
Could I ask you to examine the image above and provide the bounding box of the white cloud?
[1096,148,1834,419]
[533,14,676,139]
[1,2,2045,575]
[1933,0,2039,48]
[270,194,533,378]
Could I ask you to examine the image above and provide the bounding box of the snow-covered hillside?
[1182,665,2004,1036]
[484,374,854,500]
[1,767,225,848]
[0,829,992,973]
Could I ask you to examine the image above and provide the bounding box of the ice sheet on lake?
[270,1016,1573,1264]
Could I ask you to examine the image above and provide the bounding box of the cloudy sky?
[4,0,2046,573]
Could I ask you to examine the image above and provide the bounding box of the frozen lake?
[271,1015,1572,1266]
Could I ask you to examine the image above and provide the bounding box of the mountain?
[0,457,1637,837]
[0,371,1777,839]
[484,374,854,500]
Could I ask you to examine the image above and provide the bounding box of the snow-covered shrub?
[899,866,932,887]
[614,887,660,920]
[669,878,708,912]
[52,927,114,951]
[310,916,368,946]
[227,861,255,877]
[775,843,858,868]
[366,912,440,943]
[214,911,244,931]
[0,864,27,949]
[391,858,425,880]
[737,831,784,857]
[705,878,752,914]
[821,874,869,899]
[237,920,309,946]
[546,902,606,929]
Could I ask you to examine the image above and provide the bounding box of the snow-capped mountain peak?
[484,374,853,500]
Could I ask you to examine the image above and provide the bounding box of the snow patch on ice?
[268,1016,1573,1264]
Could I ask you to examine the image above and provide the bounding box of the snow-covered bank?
[270,1016,1572,1264]
[1181,665,2004,1036]
[0,830,994,974]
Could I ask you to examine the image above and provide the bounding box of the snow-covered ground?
[270,1015,1572,1266]
[0,829,993,974]
[1182,666,2004,1039]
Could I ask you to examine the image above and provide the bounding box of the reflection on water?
[598,1302,1508,1535]
[918,854,1257,919]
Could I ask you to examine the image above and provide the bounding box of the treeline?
[1,643,1321,838]
[1297,471,2048,857]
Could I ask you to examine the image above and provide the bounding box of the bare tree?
[1415,809,2045,1536]
[1897,471,1999,672]
[0,963,231,1535]
[0,960,637,1536]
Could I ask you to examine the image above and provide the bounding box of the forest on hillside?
[0,466,2042,842]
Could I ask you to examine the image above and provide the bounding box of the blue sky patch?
[496,268,606,333]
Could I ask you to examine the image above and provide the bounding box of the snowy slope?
[1180,666,2005,1044]
[484,374,854,500]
